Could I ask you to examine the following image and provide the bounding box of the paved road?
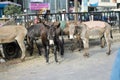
[0,41,120,80]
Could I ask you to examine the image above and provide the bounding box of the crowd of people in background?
[43,9,69,22]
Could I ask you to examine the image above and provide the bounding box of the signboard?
[30,0,43,2]
[30,3,50,10]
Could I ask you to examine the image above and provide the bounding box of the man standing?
[59,9,69,30]
[61,9,68,21]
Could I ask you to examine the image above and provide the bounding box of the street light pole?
[55,0,57,13]
[74,0,78,21]
[66,0,68,12]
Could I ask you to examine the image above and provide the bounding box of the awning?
[0,1,21,8]
[89,0,98,7]
[111,8,120,11]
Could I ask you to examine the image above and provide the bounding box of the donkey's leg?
[29,39,34,56]
[0,45,5,59]
[59,39,64,57]
[46,45,50,63]
[77,39,83,51]
[104,31,111,55]
[44,45,50,63]
[16,39,26,61]
[82,38,89,57]
[61,30,64,44]
[81,26,89,57]
[34,39,41,56]
[100,35,106,48]
[54,46,58,63]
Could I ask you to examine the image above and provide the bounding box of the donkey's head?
[68,22,79,40]
[47,25,56,45]
[43,21,56,46]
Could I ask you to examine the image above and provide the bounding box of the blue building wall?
[0,9,3,17]
[0,4,7,17]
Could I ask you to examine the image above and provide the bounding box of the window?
[101,0,110,2]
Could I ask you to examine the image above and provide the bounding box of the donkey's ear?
[45,24,50,29]
[53,22,60,28]
[56,22,60,28]
[42,21,49,28]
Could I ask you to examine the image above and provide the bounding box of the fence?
[15,11,120,32]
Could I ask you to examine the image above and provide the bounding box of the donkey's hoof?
[106,52,111,55]
[0,58,6,63]
[21,56,25,62]
[39,53,42,56]
[78,48,82,51]
[55,60,59,63]
[106,50,111,55]
[83,53,89,57]
[30,54,33,56]
[21,58,25,62]
[101,45,104,48]
[56,61,60,64]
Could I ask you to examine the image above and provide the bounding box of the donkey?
[63,21,107,51]
[27,22,64,63]
[61,21,84,51]
[46,25,64,63]
[0,25,27,61]
[70,21,113,57]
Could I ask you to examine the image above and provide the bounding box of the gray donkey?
[69,21,113,57]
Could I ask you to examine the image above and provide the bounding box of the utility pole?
[55,0,57,13]
[66,0,68,12]
[74,0,78,21]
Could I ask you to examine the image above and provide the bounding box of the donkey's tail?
[26,35,30,46]
[110,30,113,39]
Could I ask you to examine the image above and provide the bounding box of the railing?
[14,11,120,32]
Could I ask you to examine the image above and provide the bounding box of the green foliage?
[4,4,22,16]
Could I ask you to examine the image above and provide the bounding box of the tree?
[4,4,22,16]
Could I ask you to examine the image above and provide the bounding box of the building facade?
[0,0,119,14]
[23,0,118,13]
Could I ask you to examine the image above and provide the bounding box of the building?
[24,0,118,13]
[0,0,22,17]
[0,0,119,16]
[23,0,81,13]
[96,0,117,11]
[117,0,120,8]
